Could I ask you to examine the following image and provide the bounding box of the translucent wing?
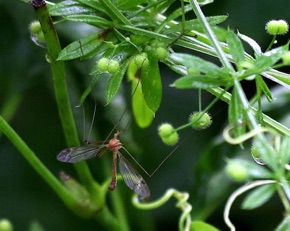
[57,145,106,163]
[118,153,150,200]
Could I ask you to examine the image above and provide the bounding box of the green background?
[1,0,290,230]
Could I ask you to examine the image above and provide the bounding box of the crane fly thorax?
[107,137,122,151]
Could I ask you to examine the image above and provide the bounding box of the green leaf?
[228,87,246,137]
[190,221,220,231]
[29,220,45,231]
[241,184,276,210]
[155,3,192,33]
[170,53,221,76]
[106,60,129,104]
[48,0,94,16]
[99,0,132,25]
[226,30,245,68]
[117,0,147,9]
[120,25,171,42]
[279,136,290,166]
[255,75,273,102]
[141,51,162,113]
[166,15,228,33]
[252,138,278,170]
[172,75,230,89]
[233,159,272,179]
[238,32,262,55]
[131,79,154,128]
[65,15,113,28]
[75,0,107,13]
[243,44,289,77]
[275,215,290,231]
[58,33,102,60]
[264,69,290,89]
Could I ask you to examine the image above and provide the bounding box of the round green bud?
[226,160,248,182]
[282,52,290,65]
[0,219,13,231]
[155,47,169,61]
[158,123,179,145]
[251,145,265,165]
[266,20,289,35]
[150,39,166,48]
[36,31,45,43]
[141,57,150,69]
[29,21,42,35]
[150,39,159,47]
[107,60,120,74]
[133,53,148,68]
[189,112,212,130]
[97,57,110,72]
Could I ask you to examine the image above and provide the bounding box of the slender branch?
[0,115,94,218]
[189,0,233,69]
[31,0,96,191]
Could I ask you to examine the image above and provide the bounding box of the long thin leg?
[108,151,118,191]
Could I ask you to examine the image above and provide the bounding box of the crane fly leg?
[108,151,118,191]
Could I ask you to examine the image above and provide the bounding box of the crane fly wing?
[57,145,106,163]
[118,153,150,200]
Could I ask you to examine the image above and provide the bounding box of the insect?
[57,131,150,200]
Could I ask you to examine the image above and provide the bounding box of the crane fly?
[57,131,150,200]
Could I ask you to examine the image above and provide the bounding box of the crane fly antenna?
[84,101,97,143]
[104,72,142,141]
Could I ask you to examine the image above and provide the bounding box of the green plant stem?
[0,115,94,218]
[94,206,123,231]
[32,1,96,192]
[208,87,290,136]
[189,0,232,69]
[0,92,22,139]
[266,35,277,51]
[277,180,290,213]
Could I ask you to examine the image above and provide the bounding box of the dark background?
[1,0,290,230]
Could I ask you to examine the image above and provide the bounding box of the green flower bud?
[29,21,42,35]
[107,60,120,74]
[266,20,289,35]
[226,160,248,182]
[189,112,212,130]
[282,51,290,65]
[155,47,169,61]
[0,219,13,231]
[133,53,148,68]
[158,123,179,145]
[29,21,46,47]
[251,145,265,165]
[36,31,45,43]
[151,39,166,48]
[97,57,110,72]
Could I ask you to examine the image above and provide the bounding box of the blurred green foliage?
[1,0,290,230]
